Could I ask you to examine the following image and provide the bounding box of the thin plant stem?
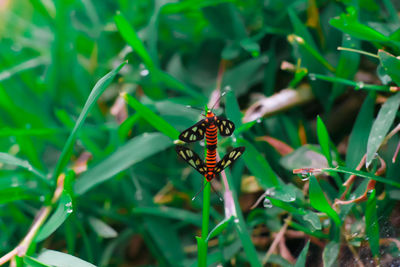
[0,174,65,265]
[198,105,211,267]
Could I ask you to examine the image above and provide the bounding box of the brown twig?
[263,215,292,264]
[335,155,386,206]
[0,174,66,265]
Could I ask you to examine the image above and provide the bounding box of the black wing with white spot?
[175,145,207,176]
[216,118,235,136]
[179,120,207,143]
[214,147,245,174]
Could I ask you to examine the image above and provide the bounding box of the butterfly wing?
[216,118,235,136]
[179,120,207,143]
[175,145,207,176]
[214,147,245,174]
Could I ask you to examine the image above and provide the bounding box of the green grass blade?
[206,216,233,242]
[316,116,332,166]
[53,61,127,179]
[0,152,48,185]
[23,256,52,267]
[114,12,156,71]
[366,91,400,167]
[122,93,180,139]
[88,217,118,239]
[132,207,202,227]
[238,138,280,188]
[74,133,173,195]
[294,241,310,267]
[37,249,96,267]
[35,192,73,242]
[309,176,341,227]
[378,50,400,86]
[365,189,380,258]
[322,241,340,267]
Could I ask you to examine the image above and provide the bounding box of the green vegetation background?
[0,0,400,266]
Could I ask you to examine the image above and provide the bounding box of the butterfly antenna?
[210,182,224,202]
[191,181,207,201]
[210,89,230,111]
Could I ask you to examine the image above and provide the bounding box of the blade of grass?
[0,152,48,185]
[74,132,172,195]
[365,189,380,258]
[122,93,180,139]
[35,192,73,242]
[52,61,127,179]
[309,176,341,228]
[294,241,310,267]
[366,91,400,167]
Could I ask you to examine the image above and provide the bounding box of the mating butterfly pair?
[176,109,245,185]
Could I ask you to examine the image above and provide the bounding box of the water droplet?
[67,208,73,214]
[28,166,33,171]
[40,196,45,202]
[65,202,72,207]
[140,69,149,76]
[231,136,237,143]
[263,198,273,208]
[301,173,310,181]
[309,74,316,81]
[357,81,365,89]
[288,197,295,202]
[345,34,351,41]
[223,86,232,92]
[199,140,205,147]
[256,118,262,123]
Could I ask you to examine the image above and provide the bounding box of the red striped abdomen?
[205,124,218,181]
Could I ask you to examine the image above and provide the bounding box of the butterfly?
[175,145,245,182]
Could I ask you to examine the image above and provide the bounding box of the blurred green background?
[1,0,400,266]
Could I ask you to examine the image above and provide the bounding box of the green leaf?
[74,133,173,195]
[326,166,400,188]
[88,217,118,239]
[122,93,180,140]
[206,216,233,241]
[322,241,340,267]
[346,93,375,169]
[302,211,322,231]
[0,152,48,184]
[37,249,96,267]
[378,50,400,86]
[237,138,280,188]
[225,90,242,129]
[329,7,390,42]
[294,241,310,267]
[24,256,52,267]
[53,61,127,179]
[309,176,341,227]
[365,189,380,257]
[114,12,156,71]
[316,116,332,166]
[35,192,73,242]
[366,92,400,167]
[132,207,202,227]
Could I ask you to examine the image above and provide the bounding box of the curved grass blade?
[366,92,400,167]
[316,116,332,166]
[74,133,172,195]
[309,176,341,227]
[37,249,96,267]
[0,152,48,185]
[52,61,127,179]
[122,93,180,140]
[35,192,73,242]
[294,241,310,267]
[322,241,340,267]
[88,217,117,239]
[206,216,233,242]
[365,189,380,258]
